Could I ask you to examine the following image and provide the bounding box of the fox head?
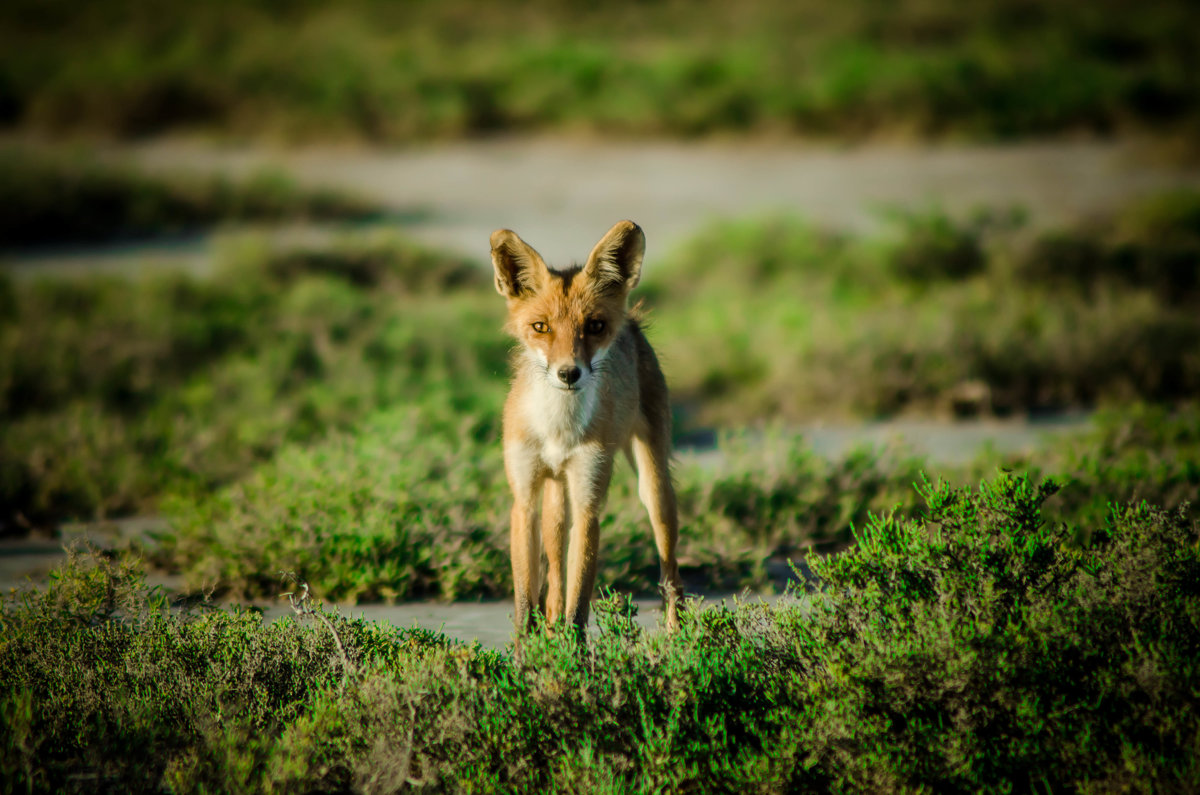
[491,220,644,393]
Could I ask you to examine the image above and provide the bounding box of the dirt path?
[128,137,1200,259]
[7,137,1199,276]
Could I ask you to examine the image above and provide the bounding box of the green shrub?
[1017,189,1200,305]
[796,472,1200,790]
[159,411,925,601]
[159,398,1200,606]
[1116,188,1200,243]
[159,406,510,602]
[5,473,1198,791]
[0,550,472,792]
[648,202,1200,421]
[0,234,498,530]
[976,402,1200,534]
[882,208,998,283]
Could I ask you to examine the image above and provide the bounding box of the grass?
[0,0,1197,143]
[0,147,382,247]
[3,472,1197,791]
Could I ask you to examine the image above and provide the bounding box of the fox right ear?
[584,220,645,294]
[490,229,547,298]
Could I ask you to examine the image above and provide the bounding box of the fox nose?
[557,365,582,386]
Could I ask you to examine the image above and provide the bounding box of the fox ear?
[584,220,645,293]
[490,229,547,298]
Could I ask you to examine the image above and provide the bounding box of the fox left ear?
[490,229,548,298]
[584,220,645,293]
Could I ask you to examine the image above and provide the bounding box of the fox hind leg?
[631,425,684,631]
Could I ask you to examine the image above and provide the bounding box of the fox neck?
[517,346,606,470]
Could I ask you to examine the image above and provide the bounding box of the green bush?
[5,473,1198,791]
[0,233,498,530]
[161,398,1200,604]
[794,473,1200,790]
[159,411,925,601]
[158,399,1200,607]
[159,406,511,603]
[1016,189,1200,305]
[647,201,1200,421]
[0,550,471,793]
[882,208,1002,283]
[976,402,1200,534]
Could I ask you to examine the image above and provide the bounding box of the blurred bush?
[0,0,1197,141]
[0,233,497,531]
[1017,189,1200,305]
[647,194,1200,422]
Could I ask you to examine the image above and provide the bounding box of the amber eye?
[532,321,549,333]
[585,318,606,335]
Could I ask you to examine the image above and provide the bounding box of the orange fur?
[491,221,684,639]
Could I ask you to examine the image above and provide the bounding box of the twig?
[281,576,354,692]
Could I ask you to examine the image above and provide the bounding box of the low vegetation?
[158,411,926,601]
[4,472,1197,791]
[156,399,1200,604]
[648,191,1200,423]
[1,0,1197,142]
[977,402,1200,534]
[3,160,1198,789]
[0,233,498,531]
[0,147,381,247]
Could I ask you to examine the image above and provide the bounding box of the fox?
[490,220,684,639]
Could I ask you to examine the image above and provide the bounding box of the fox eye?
[585,318,606,335]
[532,321,549,333]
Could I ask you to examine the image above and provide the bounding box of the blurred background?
[3,0,1199,143]
[2,0,1199,603]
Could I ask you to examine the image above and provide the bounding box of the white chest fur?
[520,375,601,472]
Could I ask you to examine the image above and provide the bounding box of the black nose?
[558,366,582,386]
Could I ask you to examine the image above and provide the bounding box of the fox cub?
[490,220,683,637]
